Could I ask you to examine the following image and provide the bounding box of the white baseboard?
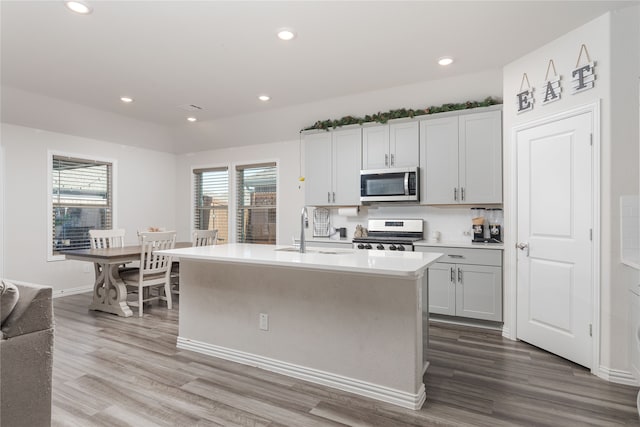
[53,285,92,298]
[597,365,639,386]
[4,279,92,298]
[177,336,426,410]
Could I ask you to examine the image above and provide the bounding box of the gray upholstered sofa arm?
[1,282,53,338]
[1,282,54,427]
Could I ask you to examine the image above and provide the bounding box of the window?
[193,167,228,243]
[51,155,113,255]
[236,163,277,244]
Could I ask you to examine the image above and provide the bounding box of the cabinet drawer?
[416,246,502,266]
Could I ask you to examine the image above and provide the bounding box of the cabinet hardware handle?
[327,192,331,203]
[390,153,395,166]
[450,267,455,283]
[458,268,462,283]
[454,188,458,201]
[385,154,389,166]
[449,254,464,259]
[461,187,465,201]
[332,192,335,203]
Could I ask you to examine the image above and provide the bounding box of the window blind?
[193,167,229,243]
[52,155,112,253]
[235,163,277,244]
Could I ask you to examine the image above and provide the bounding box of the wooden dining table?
[61,242,191,317]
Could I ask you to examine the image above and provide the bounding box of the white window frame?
[47,150,118,261]
[191,163,230,243]
[190,159,280,245]
[234,160,279,245]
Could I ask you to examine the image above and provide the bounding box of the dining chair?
[192,229,218,247]
[89,228,126,249]
[169,229,218,295]
[88,228,132,278]
[120,231,176,317]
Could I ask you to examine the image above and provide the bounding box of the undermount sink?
[275,247,307,252]
[274,247,349,255]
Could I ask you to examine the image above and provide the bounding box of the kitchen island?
[160,243,442,409]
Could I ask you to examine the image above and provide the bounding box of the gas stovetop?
[352,219,423,251]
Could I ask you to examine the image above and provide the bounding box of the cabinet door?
[390,122,419,168]
[455,264,502,321]
[459,110,502,203]
[428,262,456,316]
[630,291,640,380]
[332,128,362,205]
[362,126,389,169]
[304,132,332,206]
[420,116,459,204]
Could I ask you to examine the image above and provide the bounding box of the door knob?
[516,242,529,256]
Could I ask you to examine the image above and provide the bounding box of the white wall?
[1,86,175,153]
[1,123,177,294]
[503,7,640,376]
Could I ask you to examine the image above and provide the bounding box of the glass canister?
[487,208,503,242]
[471,207,486,242]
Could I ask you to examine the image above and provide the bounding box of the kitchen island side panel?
[178,259,424,396]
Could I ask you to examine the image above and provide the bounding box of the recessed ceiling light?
[120,96,134,103]
[277,28,296,41]
[65,1,92,14]
[187,117,197,122]
[258,95,271,102]
[438,57,454,66]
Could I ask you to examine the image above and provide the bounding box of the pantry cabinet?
[420,108,502,204]
[416,245,502,322]
[304,128,362,206]
[362,121,419,169]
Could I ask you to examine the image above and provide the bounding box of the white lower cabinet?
[416,246,503,321]
[630,287,640,380]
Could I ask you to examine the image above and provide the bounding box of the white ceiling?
[1,0,636,151]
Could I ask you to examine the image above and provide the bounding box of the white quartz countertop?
[160,243,442,278]
[414,240,505,250]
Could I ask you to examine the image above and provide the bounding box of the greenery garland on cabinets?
[302,96,501,131]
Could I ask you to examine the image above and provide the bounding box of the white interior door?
[516,111,593,368]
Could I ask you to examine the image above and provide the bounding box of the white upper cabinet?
[304,128,362,206]
[362,122,419,170]
[420,116,459,204]
[304,132,333,206]
[459,110,502,204]
[420,108,502,204]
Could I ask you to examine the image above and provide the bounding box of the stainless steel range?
[353,219,423,251]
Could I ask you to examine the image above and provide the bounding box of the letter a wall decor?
[542,59,562,105]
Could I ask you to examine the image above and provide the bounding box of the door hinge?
[590,133,593,146]
[589,323,592,337]
[589,229,593,241]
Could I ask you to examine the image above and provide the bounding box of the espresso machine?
[487,208,503,243]
[471,207,486,242]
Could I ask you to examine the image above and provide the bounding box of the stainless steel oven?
[352,219,423,251]
[360,167,419,203]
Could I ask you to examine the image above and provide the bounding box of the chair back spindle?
[192,229,218,247]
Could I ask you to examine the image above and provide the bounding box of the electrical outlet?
[259,313,269,331]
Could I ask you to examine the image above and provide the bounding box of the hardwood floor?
[52,293,639,426]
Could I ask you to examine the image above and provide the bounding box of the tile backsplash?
[317,204,499,243]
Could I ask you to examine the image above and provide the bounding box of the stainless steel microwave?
[360,167,419,202]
